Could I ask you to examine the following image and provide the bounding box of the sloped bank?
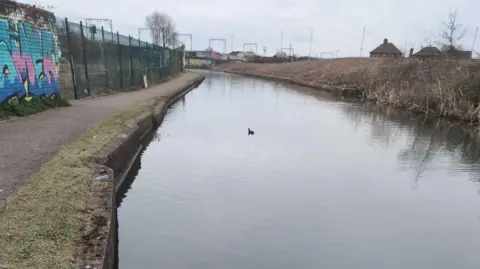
[216,59,480,122]
[0,73,204,269]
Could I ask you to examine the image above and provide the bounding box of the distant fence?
[56,18,183,99]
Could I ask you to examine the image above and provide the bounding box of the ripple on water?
[117,72,480,269]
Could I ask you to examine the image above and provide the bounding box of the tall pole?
[308,28,313,60]
[360,26,366,57]
[472,26,478,53]
[280,30,283,56]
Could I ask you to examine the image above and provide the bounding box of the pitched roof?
[228,51,242,55]
[370,38,403,55]
[413,46,442,56]
[448,50,472,59]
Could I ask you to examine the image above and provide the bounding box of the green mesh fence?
[57,18,184,99]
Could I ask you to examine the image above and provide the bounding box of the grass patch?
[0,95,70,119]
[0,97,162,269]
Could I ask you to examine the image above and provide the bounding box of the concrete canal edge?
[82,74,205,269]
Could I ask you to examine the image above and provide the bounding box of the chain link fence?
[56,18,184,99]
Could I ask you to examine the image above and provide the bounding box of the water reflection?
[339,103,480,187]
[118,71,480,269]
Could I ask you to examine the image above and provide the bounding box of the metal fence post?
[145,42,149,78]
[79,21,90,95]
[152,44,156,77]
[64,18,77,99]
[152,43,156,77]
[158,46,163,78]
[140,38,146,78]
[117,32,123,89]
[101,26,109,89]
[166,48,170,77]
[149,43,154,80]
[128,36,134,87]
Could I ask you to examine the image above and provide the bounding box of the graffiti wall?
[186,58,213,69]
[0,1,61,104]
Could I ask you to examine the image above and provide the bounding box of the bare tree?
[145,11,177,48]
[33,2,56,10]
[438,9,466,52]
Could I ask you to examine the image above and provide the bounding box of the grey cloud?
[27,0,480,56]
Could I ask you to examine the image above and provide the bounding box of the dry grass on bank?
[364,59,480,121]
[217,58,480,122]
[0,97,162,269]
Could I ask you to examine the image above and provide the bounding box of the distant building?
[370,38,403,58]
[185,50,221,59]
[446,49,472,60]
[185,50,216,69]
[223,51,257,62]
[238,52,257,62]
[227,51,243,61]
[409,47,472,60]
[411,46,443,60]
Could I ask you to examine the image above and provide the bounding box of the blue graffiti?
[0,15,61,104]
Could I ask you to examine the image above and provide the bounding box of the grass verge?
[0,97,162,269]
[0,95,70,119]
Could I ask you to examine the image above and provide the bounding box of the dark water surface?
[117,71,480,269]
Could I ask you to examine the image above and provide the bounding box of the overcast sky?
[24,0,480,57]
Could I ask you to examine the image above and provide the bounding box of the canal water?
[117,72,480,269]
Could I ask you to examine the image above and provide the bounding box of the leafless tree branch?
[438,9,466,52]
[145,11,177,48]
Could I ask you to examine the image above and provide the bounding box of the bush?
[0,94,70,118]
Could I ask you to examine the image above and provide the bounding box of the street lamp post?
[472,26,478,54]
[308,27,313,60]
[281,30,283,54]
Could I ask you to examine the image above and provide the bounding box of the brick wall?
[0,0,61,104]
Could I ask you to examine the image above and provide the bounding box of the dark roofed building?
[228,51,242,56]
[447,49,472,60]
[227,51,243,60]
[370,38,403,58]
[411,46,443,60]
[409,47,472,60]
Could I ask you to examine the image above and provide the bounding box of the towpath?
[0,72,203,211]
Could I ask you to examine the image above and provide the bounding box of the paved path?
[0,72,203,210]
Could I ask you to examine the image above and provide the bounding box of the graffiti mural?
[0,3,61,104]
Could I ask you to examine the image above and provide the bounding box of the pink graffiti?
[42,57,57,82]
[11,52,57,84]
[11,52,35,84]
